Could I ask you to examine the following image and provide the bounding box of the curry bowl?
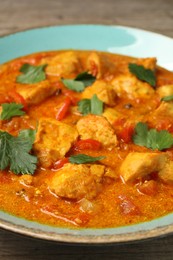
[1,25,173,244]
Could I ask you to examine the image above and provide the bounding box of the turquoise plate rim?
[1,24,173,244]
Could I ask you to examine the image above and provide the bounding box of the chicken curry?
[1,50,173,229]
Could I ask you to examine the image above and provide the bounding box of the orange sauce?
[1,50,173,229]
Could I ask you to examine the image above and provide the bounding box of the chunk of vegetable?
[56,97,72,120]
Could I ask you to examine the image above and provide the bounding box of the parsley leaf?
[133,122,173,150]
[132,122,148,147]
[62,71,96,92]
[0,130,37,174]
[69,154,105,164]
[19,129,36,144]
[62,79,85,92]
[0,103,25,120]
[128,63,156,87]
[78,94,103,115]
[75,71,96,86]
[16,63,47,84]
[78,99,91,115]
[90,94,103,115]
[161,95,173,102]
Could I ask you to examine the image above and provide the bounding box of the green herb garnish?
[62,79,85,92]
[62,71,96,92]
[16,63,47,84]
[129,63,156,87]
[19,129,37,144]
[0,103,25,120]
[133,122,173,150]
[69,154,105,164]
[0,129,37,174]
[161,95,173,102]
[75,71,96,86]
[78,94,103,115]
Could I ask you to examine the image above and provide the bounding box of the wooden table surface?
[1,0,173,259]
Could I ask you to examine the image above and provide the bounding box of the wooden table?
[1,0,173,259]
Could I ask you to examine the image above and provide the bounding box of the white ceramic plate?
[1,25,173,244]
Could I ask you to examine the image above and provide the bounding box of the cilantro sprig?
[62,71,96,92]
[0,103,25,120]
[16,63,47,84]
[0,129,37,174]
[69,154,105,164]
[133,122,173,150]
[129,63,156,87]
[78,94,103,115]
[161,95,173,102]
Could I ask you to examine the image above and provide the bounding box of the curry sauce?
[1,50,173,228]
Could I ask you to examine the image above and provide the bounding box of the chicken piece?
[117,57,157,74]
[76,115,118,149]
[152,102,173,118]
[16,80,57,105]
[104,167,118,180]
[111,74,154,99]
[44,51,80,77]
[48,163,105,200]
[82,80,117,106]
[157,85,173,98]
[33,118,78,168]
[89,164,117,180]
[159,161,173,183]
[103,107,122,124]
[120,152,168,182]
[135,57,157,70]
[89,164,105,178]
[86,52,116,79]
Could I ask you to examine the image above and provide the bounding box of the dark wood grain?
[1,0,173,37]
[1,228,173,260]
[1,0,173,259]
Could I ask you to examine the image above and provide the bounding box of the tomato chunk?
[56,97,72,120]
[119,124,134,143]
[53,158,69,170]
[137,180,158,196]
[8,90,27,110]
[156,118,173,133]
[0,95,12,105]
[62,89,79,105]
[73,139,102,151]
[118,195,141,215]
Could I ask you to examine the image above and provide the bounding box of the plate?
[1,25,173,244]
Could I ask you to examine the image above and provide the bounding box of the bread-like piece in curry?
[111,74,154,99]
[16,80,57,105]
[33,118,78,168]
[76,115,118,149]
[44,51,80,77]
[120,152,168,182]
[48,163,105,200]
[82,80,117,106]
